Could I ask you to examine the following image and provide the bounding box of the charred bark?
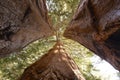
[20,41,85,80]
[64,0,120,71]
[0,0,53,57]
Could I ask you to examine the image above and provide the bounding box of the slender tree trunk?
[0,0,53,57]
[64,0,120,71]
[20,41,85,80]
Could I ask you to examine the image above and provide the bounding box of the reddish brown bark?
[64,0,120,71]
[20,41,85,80]
[0,0,53,57]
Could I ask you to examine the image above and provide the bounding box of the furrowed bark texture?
[20,41,85,80]
[64,0,120,71]
[0,0,53,57]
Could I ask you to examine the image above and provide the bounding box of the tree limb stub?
[64,0,120,71]
[0,0,53,57]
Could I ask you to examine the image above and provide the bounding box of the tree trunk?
[20,41,85,80]
[0,0,53,57]
[64,0,120,71]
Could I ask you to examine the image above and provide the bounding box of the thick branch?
[0,0,53,57]
[64,0,120,71]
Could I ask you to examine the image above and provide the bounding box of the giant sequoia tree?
[0,0,120,76]
[64,0,120,71]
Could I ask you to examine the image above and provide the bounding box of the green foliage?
[47,0,79,22]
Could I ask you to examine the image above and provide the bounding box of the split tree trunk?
[20,41,85,80]
[0,0,53,57]
[64,0,120,71]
